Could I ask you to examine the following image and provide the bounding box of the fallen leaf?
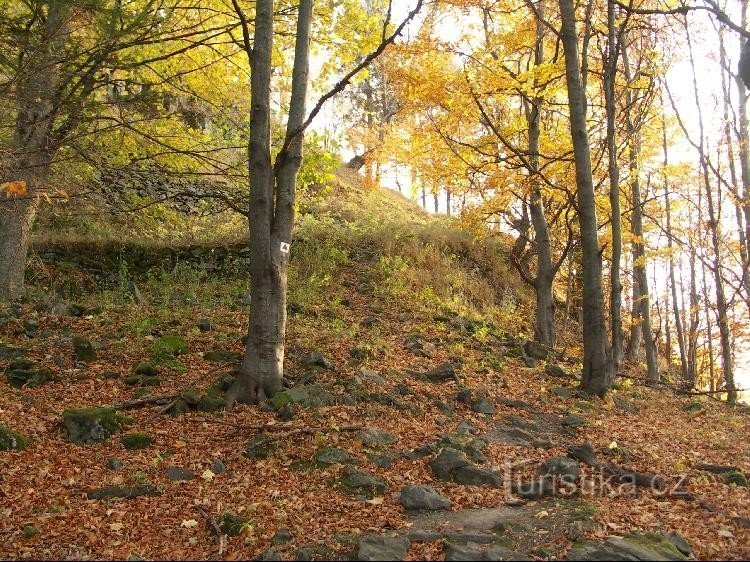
[181,519,198,529]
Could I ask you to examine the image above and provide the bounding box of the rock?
[270,385,337,410]
[456,421,476,435]
[613,395,639,414]
[369,452,398,468]
[666,533,692,557]
[257,550,282,561]
[682,399,703,413]
[0,424,30,451]
[72,336,97,363]
[315,447,354,466]
[357,535,410,561]
[211,459,227,474]
[566,533,689,561]
[63,407,123,445]
[424,362,457,382]
[106,458,124,471]
[552,387,574,399]
[0,345,26,360]
[445,542,485,561]
[220,511,249,536]
[512,479,553,500]
[213,373,237,392]
[722,471,748,486]
[245,435,278,459]
[358,427,397,448]
[198,319,212,332]
[495,397,532,410]
[166,466,195,481]
[361,317,379,327]
[304,351,332,369]
[452,465,502,487]
[151,335,188,358]
[23,318,39,337]
[277,403,295,421]
[399,485,452,511]
[86,486,158,500]
[133,363,159,377]
[472,397,497,415]
[486,544,514,560]
[339,467,389,498]
[356,369,386,386]
[545,364,568,378]
[168,400,191,417]
[294,545,331,560]
[522,356,538,368]
[539,457,580,483]
[524,341,550,360]
[103,370,120,380]
[429,448,470,480]
[197,393,224,412]
[204,350,242,363]
[561,414,586,429]
[4,358,54,388]
[350,348,369,361]
[121,433,153,450]
[272,528,294,546]
[567,443,600,467]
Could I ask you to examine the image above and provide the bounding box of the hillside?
[1,171,749,561]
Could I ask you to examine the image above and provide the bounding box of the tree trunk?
[232,0,313,405]
[559,0,613,396]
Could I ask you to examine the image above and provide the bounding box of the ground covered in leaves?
[1,177,748,561]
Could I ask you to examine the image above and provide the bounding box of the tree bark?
[234,0,314,404]
[559,0,613,396]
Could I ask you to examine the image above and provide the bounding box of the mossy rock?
[72,336,97,363]
[338,467,389,498]
[134,364,159,377]
[0,424,31,451]
[132,388,151,399]
[197,393,224,412]
[722,471,748,487]
[121,433,153,450]
[683,400,703,413]
[168,400,191,417]
[4,358,55,388]
[212,373,237,392]
[245,435,277,459]
[63,407,124,445]
[181,388,201,405]
[124,375,143,386]
[141,376,161,387]
[204,350,242,363]
[23,525,39,539]
[567,533,687,561]
[151,336,188,358]
[220,511,250,537]
[125,374,160,387]
[86,485,158,500]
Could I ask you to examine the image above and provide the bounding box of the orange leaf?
[2,180,27,198]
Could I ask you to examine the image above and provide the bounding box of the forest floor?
[1,171,749,561]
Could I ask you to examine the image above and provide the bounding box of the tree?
[228,0,424,405]
[558,0,614,396]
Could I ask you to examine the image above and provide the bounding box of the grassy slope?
[0,170,748,560]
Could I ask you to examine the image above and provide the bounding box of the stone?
[357,535,410,561]
[168,400,191,417]
[204,350,242,363]
[424,362,457,382]
[561,414,586,429]
[566,533,689,561]
[63,407,123,445]
[197,393,224,412]
[106,458,124,471]
[356,369,386,386]
[666,533,692,557]
[456,421,476,435]
[358,427,397,448]
[277,403,295,421]
[539,457,580,483]
[0,424,30,451]
[121,433,153,450]
[86,486,158,500]
[272,528,294,546]
[304,351,332,369]
[198,319,212,332]
[23,318,39,337]
[524,341,550,360]
[495,397,531,410]
[181,388,202,405]
[211,459,227,474]
[103,370,120,380]
[72,336,97,363]
[245,435,278,459]
[4,358,54,388]
[0,345,26,360]
[522,356,537,368]
[722,471,748,486]
[429,448,471,480]
[399,485,452,511]
[472,397,497,415]
[257,550,282,561]
[166,466,195,481]
[512,479,553,500]
[552,387,574,399]
[315,447,354,466]
[445,533,498,545]
[486,544,514,560]
[567,443,600,467]
[369,452,398,468]
[545,364,568,378]
[683,400,703,413]
[220,511,249,536]
[452,465,502,487]
[133,363,159,377]
[339,467,389,498]
[213,373,237,392]
[445,542,485,561]
[350,348,369,361]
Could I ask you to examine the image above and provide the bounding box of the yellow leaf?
[2,180,27,198]
[174,440,187,449]
[366,497,384,505]
[109,522,124,532]
[181,519,199,529]
[201,469,215,482]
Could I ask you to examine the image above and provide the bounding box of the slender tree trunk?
[446,189,451,216]
[232,0,313,405]
[434,191,439,213]
[604,0,624,371]
[559,0,613,395]
[735,2,750,316]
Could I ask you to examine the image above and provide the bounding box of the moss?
[72,336,97,362]
[270,391,292,410]
[220,511,250,537]
[63,407,124,445]
[134,364,159,377]
[121,433,153,450]
[212,373,237,393]
[168,399,191,417]
[0,424,31,451]
[722,471,748,487]
[124,375,143,386]
[180,388,201,405]
[197,394,224,412]
[4,358,55,388]
[23,525,39,539]
[132,388,152,399]
[151,336,188,358]
[140,376,161,387]
[683,400,703,413]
